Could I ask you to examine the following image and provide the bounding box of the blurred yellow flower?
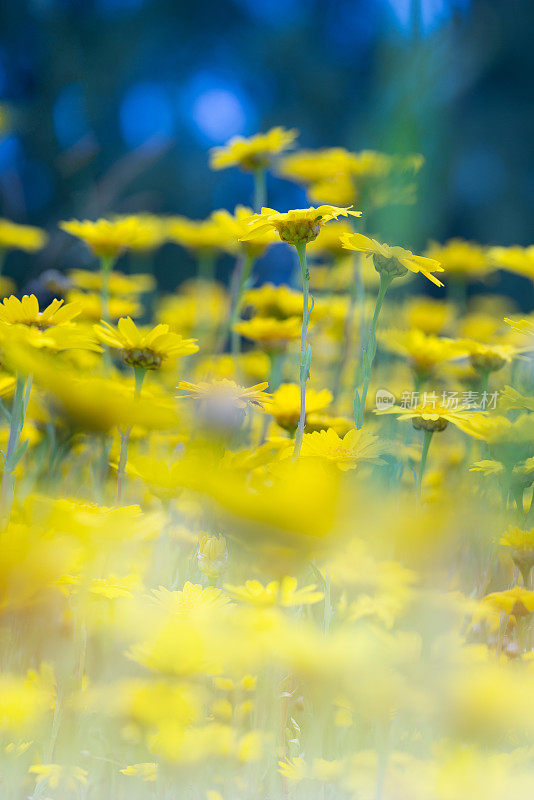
[210,126,298,171]
[0,218,47,253]
[95,318,198,369]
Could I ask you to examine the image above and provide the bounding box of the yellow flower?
[66,289,141,321]
[210,126,298,171]
[291,427,387,470]
[120,762,158,781]
[376,401,479,434]
[482,586,534,617]
[489,244,534,279]
[404,296,452,335]
[500,527,534,583]
[211,206,277,257]
[60,216,149,257]
[378,329,466,376]
[0,218,47,252]
[0,294,101,353]
[240,205,361,247]
[243,282,308,319]
[504,316,534,339]
[166,215,230,254]
[197,534,228,580]
[425,239,490,278]
[233,316,301,352]
[94,317,198,369]
[462,339,519,373]
[224,576,323,607]
[68,268,155,295]
[177,379,270,409]
[266,382,332,432]
[341,232,444,286]
[0,294,79,329]
[29,763,88,790]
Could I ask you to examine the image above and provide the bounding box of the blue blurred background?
[0,0,532,290]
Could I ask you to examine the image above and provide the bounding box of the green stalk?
[197,251,216,283]
[417,429,434,502]
[293,243,312,459]
[253,167,266,212]
[99,255,115,323]
[354,272,393,429]
[116,367,145,504]
[0,373,31,522]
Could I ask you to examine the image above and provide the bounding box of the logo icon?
[375,389,395,411]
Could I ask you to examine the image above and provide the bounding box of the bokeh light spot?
[120,81,174,149]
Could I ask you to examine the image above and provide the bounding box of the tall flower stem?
[293,243,312,459]
[354,272,393,429]
[230,252,255,357]
[0,373,32,522]
[116,367,146,504]
[253,167,266,212]
[99,255,116,323]
[417,429,434,502]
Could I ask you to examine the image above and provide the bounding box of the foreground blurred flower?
[266,383,332,433]
[224,576,323,607]
[178,379,270,438]
[286,427,387,470]
[233,315,301,353]
[198,534,228,582]
[500,527,534,584]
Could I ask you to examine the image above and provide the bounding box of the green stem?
[99,255,115,323]
[293,243,311,459]
[253,167,266,212]
[116,367,145,504]
[230,252,255,357]
[417,429,434,502]
[197,251,216,283]
[479,369,490,399]
[0,373,30,522]
[354,273,392,429]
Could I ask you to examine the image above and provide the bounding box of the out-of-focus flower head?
[210,206,277,257]
[279,148,423,207]
[166,215,230,255]
[197,534,228,580]
[378,329,467,377]
[284,427,387,470]
[425,239,490,279]
[341,232,445,286]
[0,218,47,253]
[60,216,153,258]
[177,379,270,436]
[224,576,323,607]
[66,289,141,322]
[233,316,301,353]
[68,269,155,296]
[376,401,481,434]
[94,317,198,370]
[266,382,332,433]
[210,127,298,172]
[243,283,308,320]
[404,296,453,336]
[489,244,534,279]
[240,206,361,247]
[0,294,101,353]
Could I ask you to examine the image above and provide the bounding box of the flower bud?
[197,534,228,580]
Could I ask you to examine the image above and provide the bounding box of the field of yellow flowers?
[1,127,534,799]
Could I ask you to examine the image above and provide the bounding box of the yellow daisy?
[210,127,298,172]
[0,218,47,253]
[240,205,361,247]
[94,317,198,369]
[341,232,445,286]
